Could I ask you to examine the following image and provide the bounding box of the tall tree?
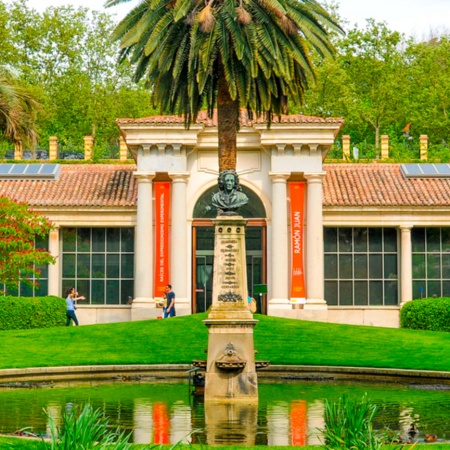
[106,0,342,171]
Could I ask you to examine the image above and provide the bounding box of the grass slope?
[0,314,449,371]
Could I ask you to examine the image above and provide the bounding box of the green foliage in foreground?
[0,296,65,330]
[401,297,450,332]
[0,314,450,371]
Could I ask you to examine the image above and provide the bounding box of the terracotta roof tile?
[117,110,344,127]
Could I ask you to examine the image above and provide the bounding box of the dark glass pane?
[92,254,105,278]
[354,228,368,252]
[91,280,105,304]
[106,280,120,304]
[107,254,120,278]
[442,228,450,253]
[193,185,266,218]
[76,280,90,303]
[106,228,120,252]
[35,279,48,296]
[7,285,18,296]
[35,234,49,251]
[369,254,382,279]
[196,227,214,251]
[384,254,398,279]
[339,281,353,305]
[427,228,440,252]
[384,228,397,252]
[92,228,105,252]
[62,228,77,252]
[369,281,383,305]
[369,228,382,252]
[121,254,134,279]
[77,229,91,252]
[354,254,367,279]
[121,228,135,252]
[324,254,337,279]
[246,228,262,251]
[121,280,134,304]
[427,281,441,298]
[412,281,426,299]
[443,254,450,279]
[62,254,76,278]
[385,281,398,305]
[338,228,352,252]
[36,263,48,278]
[77,254,90,278]
[339,255,352,279]
[412,254,426,279]
[411,228,425,252]
[443,281,450,297]
[20,283,33,297]
[324,228,337,252]
[354,281,368,305]
[427,254,441,279]
[325,281,337,305]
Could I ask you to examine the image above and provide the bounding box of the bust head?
[218,170,241,193]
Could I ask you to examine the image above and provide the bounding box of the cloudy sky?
[8,0,450,39]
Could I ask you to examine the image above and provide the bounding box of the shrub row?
[400,297,450,332]
[0,296,66,330]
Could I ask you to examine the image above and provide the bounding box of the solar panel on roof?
[401,163,450,178]
[0,164,60,180]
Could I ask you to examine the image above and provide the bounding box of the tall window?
[3,234,49,297]
[324,228,398,306]
[412,227,450,299]
[62,228,134,305]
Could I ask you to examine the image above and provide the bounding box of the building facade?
[2,112,450,327]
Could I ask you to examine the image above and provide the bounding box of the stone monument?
[203,170,259,402]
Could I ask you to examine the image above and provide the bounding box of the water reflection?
[0,381,449,445]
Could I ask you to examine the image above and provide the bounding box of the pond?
[0,379,449,446]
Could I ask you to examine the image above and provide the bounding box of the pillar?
[84,136,94,160]
[14,140,23,160]
[169,173,190,313]
[381,135,389,159]
[342,135,350,160]
[268,173,290,312]
[420,135,428,160]
[47,227,61,297]
[49,136,58,160]
[119,136,129,161]
[400,226,413,306]
[304,173,327,310]
[132,173,155,319]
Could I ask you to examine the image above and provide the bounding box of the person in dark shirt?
[164,284,176,318]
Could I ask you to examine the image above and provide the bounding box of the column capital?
[168,172,190,183]
[303,172,326,182]
[399,224,413,231]
[269,172,290,182]
[133,172,156,182]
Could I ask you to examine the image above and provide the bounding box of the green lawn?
[0,313,450,371]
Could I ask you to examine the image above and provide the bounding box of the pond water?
[0,379,449,446]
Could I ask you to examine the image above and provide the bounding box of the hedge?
[0,296,66,330]
[400,297,450,332]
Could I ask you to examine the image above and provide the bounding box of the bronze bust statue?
[212,170,248,215]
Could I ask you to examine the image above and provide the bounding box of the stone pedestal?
[204,216,258,402]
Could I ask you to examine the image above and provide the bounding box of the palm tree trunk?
[217,60,239,172]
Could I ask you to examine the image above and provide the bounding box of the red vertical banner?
[154,182,171,298]
[153,402,170,444]
[291,400,307,446]
[289,182,306,302]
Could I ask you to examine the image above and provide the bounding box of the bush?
[400,297,450,332]
[0,296,65,330]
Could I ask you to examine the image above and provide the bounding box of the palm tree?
[106,0,342,172]
[0,67,39,147]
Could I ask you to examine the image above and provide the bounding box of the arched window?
[193,185,266,219]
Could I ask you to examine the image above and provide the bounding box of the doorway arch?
[192,185,267,314]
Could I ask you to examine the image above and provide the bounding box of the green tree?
[0,196,55,291]
[107,0,342,171]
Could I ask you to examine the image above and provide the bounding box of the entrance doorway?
[192,225,266,313]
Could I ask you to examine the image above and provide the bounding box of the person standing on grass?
[65,287,85,326]
[164,284,176,318]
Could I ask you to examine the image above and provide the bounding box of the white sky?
[7,0,450,39]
